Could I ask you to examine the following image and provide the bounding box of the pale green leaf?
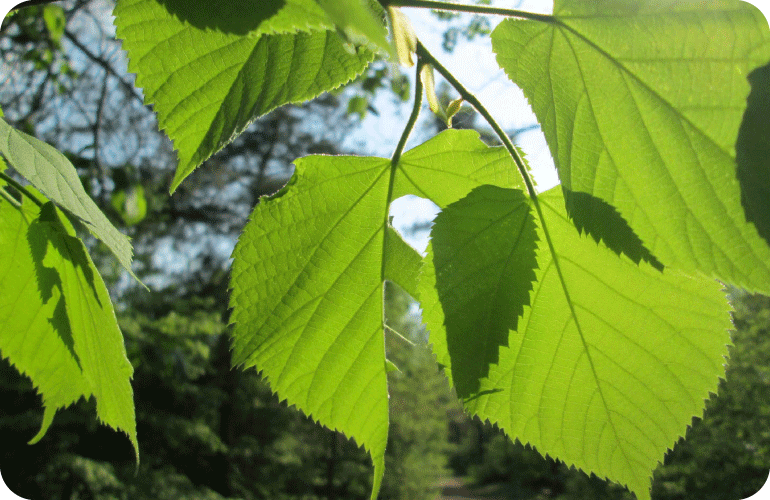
[421,186,731,500]
[229,130,521,499]
[0,118,135,277]
[114,0,376,192]
[315,0,393,58]
[43,5,66,45]
[388,6,417,67]
[0,192,137,457]
[492,0,770,293]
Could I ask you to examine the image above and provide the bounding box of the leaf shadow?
[562,188,664,271]
[736,60,770,247]
[26,204,104,373]
[155,0,286,36]
[28,214,82,372]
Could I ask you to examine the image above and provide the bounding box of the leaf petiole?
[391,58,426,167]
[415,43,535,197]
[0,169,43,209]
[0,186,21,209]
[382,55,426,284]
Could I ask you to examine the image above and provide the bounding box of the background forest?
[0,1,769,499]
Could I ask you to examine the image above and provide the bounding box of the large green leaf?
[114,0,376,192]
[492,0,770,293]
[420,186,732,500]
[229,130,522,498]
[0,118,135,276]
[0,189,137,456]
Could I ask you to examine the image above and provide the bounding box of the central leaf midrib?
[237,164,390,360]
[535,197,637,484]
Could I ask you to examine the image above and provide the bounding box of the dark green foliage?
[383,282,461,499]
[0,294,370,499]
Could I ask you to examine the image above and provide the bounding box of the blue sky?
[365,1,559,252]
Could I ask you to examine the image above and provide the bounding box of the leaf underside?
[0,191,137,456]
[421,186,732,500]
[423,185,539,399]
[114,0,376,192]
[228,130,523,498]
[492,0,770,293]
[0,118,135,277]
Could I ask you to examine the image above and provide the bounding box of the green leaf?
[315,0,393,58]
[492,0,770,293]
[421,186,732,500]
[229,130,522,499]
[42,5,66,46]
[114,0,376,192]
[388,6,417,67]
[0,192,137,457]
[0,118,135,277]
[422,185,538,399]
[111,185,147,226]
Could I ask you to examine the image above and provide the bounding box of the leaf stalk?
[0,170,43,208]
[415,42,536,198]
[391,59,426,167]
[382,57,426,283]
[417,39,583,352]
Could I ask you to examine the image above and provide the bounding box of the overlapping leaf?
[114,0,376,191]
[229,130,522,499]
[422,185,538,399]
[0,189,137,456]
[0,118,135,276]
[420,186,732,500]
[492,0,770,293]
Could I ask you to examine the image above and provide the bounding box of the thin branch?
[391,60,426,167]
[0,186,22,209]
[63,29,146,108]
[94,74,109,206]
[388,0,555,23]
[416,42,535,199]
[0,170,43,208]
[381,58,426,284]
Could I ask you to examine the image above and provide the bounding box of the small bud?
[388,7,417,67]
[445,98,464,128]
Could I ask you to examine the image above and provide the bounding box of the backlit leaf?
[492,0,770,293]
[0,190,137,457]
[0,118,135,277]
[229,130,522,499]
[114,0,376,192]
[421,185,539,399]
[421,186,732,500]
[315,0,393,58]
